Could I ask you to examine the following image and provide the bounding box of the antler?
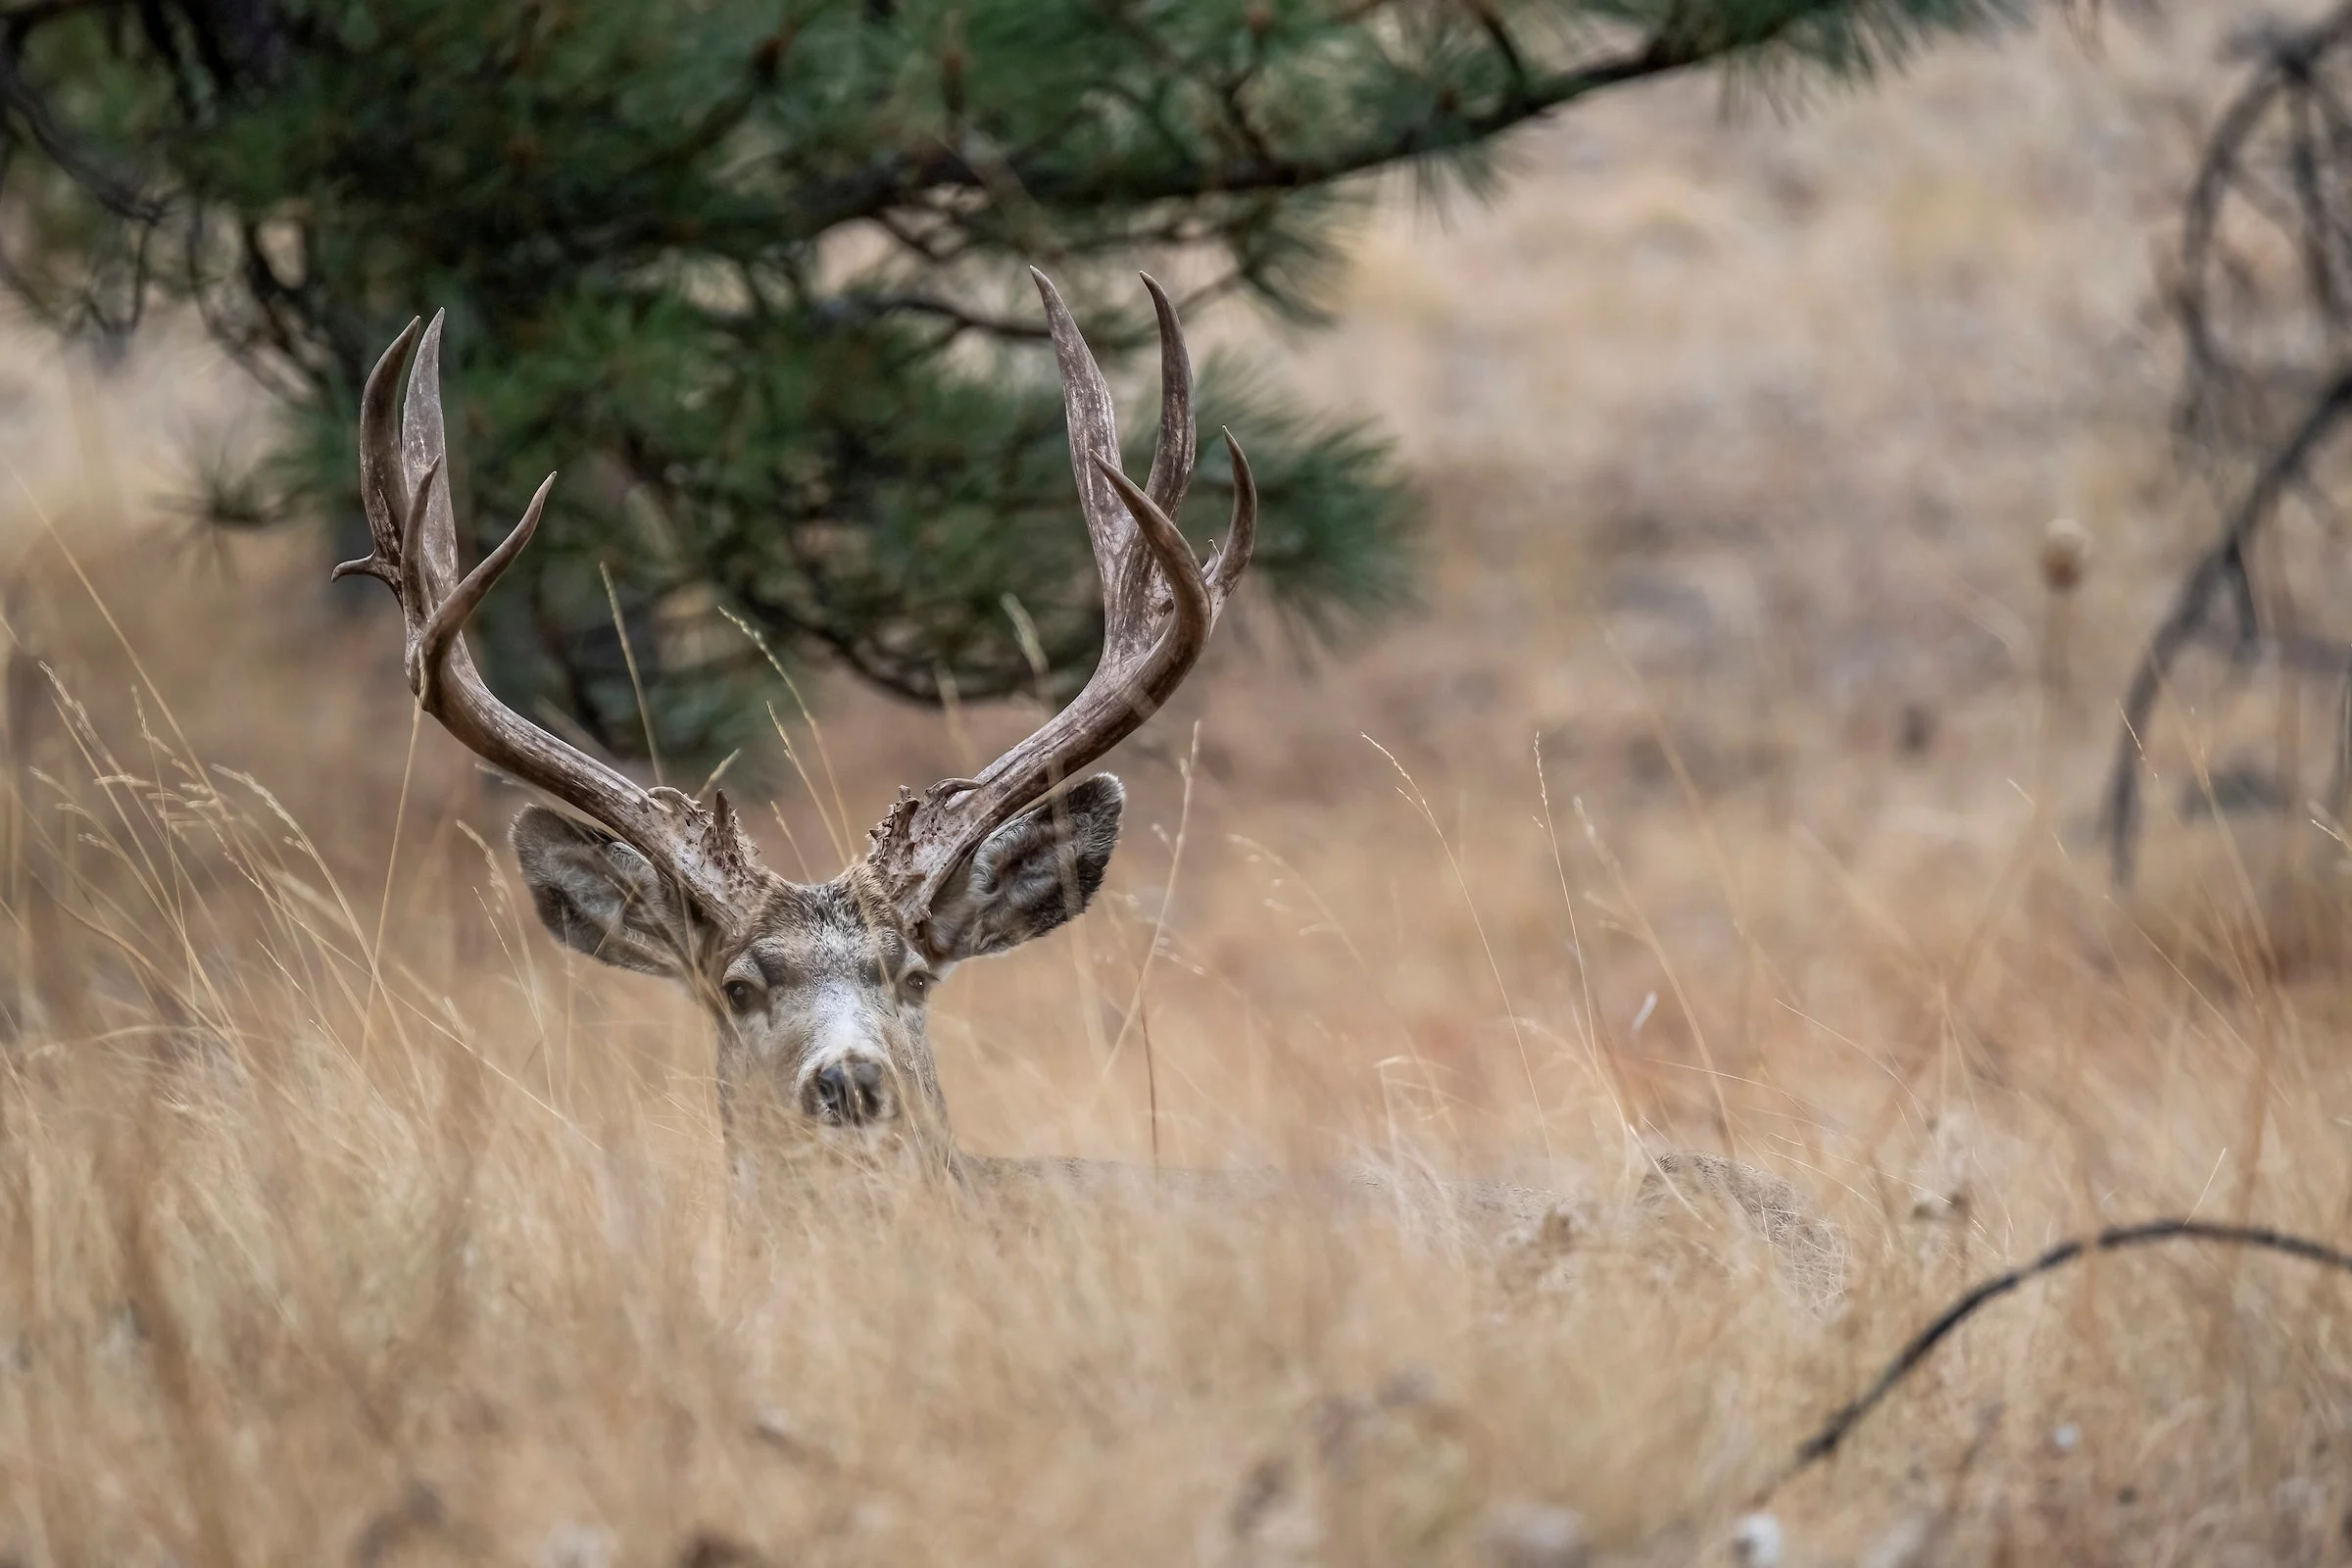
[337,313,765,929]
[864,270,1257,949]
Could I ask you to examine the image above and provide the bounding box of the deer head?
[339,272,1253,1160]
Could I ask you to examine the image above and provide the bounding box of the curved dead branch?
[1755,1218,2352,1507]
[2108,0,2352,881]
[2103,369,2352,882]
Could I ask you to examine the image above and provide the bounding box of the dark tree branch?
[2116,1,2352,880]
[1755,1219,2352,1507]
[2104,368,2352,883]
[0,1,160,220]
[836,289,1054,341]
[787,34,1709,236]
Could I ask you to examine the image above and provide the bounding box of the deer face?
[345,274,1243,1172]
[508,777,1125,1149]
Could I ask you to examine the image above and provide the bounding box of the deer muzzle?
[803,1058,892,1127]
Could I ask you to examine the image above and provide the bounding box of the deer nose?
[806,1059,890,1126]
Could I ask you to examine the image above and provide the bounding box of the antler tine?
[863,270,1256,951]
[1206,428,1256,600]
[397,454,442,626]
[340,314,764,928]
[1090,456,1213,674]
[414,468,553,708]
[333,315,425,588]
[1029,270,1146,650]
[399,314,469,611]
[1139,273,1196,517]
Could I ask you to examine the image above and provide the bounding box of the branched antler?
[336,314,766,929]
[863,272,1255,951]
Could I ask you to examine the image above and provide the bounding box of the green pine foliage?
[0,0,2018,759]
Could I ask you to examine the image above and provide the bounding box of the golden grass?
[9,4,2352,1563]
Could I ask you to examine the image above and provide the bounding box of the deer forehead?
[721,879,913,989]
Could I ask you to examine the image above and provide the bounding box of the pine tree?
[0,0,2015,758]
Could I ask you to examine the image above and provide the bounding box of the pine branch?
[0,0,2013,755]
[788,38,1698,231]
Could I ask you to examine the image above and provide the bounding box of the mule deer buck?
[339,273,1840,1297]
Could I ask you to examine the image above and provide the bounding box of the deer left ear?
[511,805,696,976]
[924,775,1123,962]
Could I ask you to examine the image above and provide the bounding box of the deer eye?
[721,978,760,1013]
[901,970,933,1004]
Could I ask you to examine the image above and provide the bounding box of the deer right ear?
[922,774,1124,963]
[511,806,693,976]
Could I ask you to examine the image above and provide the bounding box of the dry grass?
[7,4,2352,1563]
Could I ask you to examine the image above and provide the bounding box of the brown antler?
[864,270,1256,948]
[336,313,765,927]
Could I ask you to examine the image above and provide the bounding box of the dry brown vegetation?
[9,4,2352,1564]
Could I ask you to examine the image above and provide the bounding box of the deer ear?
[925,775,1123,962]
[511,806,693,976]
